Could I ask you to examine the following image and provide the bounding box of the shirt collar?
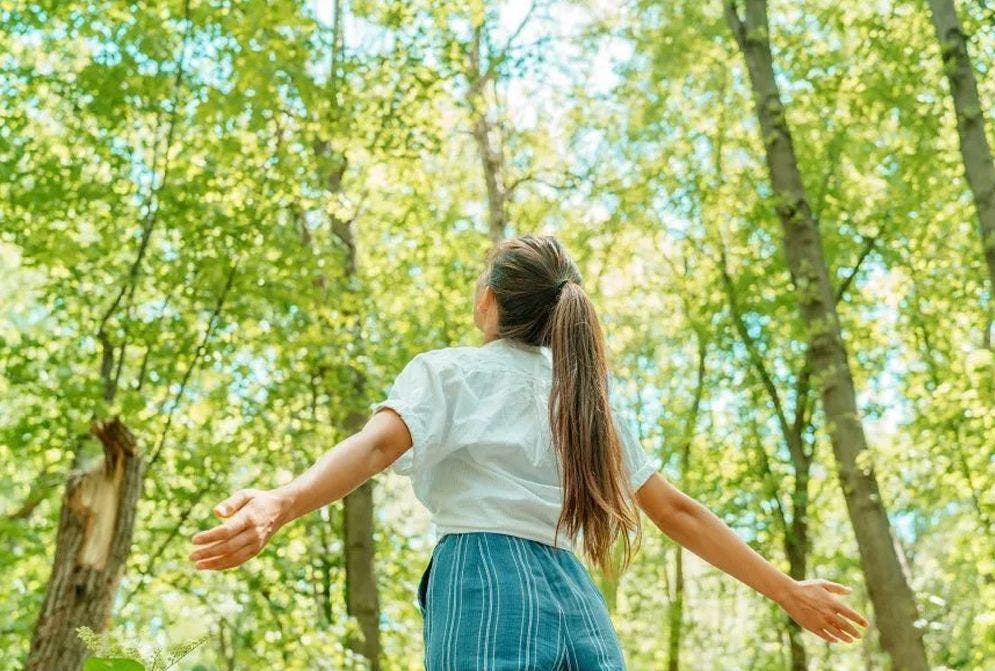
[484,337,549,355]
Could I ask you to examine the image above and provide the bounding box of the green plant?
[77,626,209,671]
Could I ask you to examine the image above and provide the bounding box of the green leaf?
[83,658,146,671]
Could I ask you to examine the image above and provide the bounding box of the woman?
[189,234,868,668]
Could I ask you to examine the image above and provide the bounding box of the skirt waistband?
[436,529,576,554]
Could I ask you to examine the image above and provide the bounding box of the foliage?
[1,0,993,669]
[77,625,208,671]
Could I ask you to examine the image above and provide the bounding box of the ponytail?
[548,280,642,577]
[482,234,642,576]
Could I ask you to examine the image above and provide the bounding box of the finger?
[189,527,256,562]
[812,627,837,644]
[191,513,250,546]
[835,603,869,628]
[820,580,852,595]
[193,536,254,568]
[196,543,258,571]
[826,623,855,643]
[818,627,840,643]
[830,613,862,639]
[214,489,254,518]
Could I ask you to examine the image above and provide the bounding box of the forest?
[1,0,993,669]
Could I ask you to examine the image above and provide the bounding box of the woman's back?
[372,336,657,552]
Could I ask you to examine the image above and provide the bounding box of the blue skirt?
[416,531,628,670]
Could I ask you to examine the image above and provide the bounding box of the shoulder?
[409,345,483,381]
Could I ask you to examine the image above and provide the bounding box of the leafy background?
[1,0,993,669]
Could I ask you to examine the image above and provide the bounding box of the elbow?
[366,432,398,474]
[361,409,413,474]
[661,499,704,536]
[634,473,707,538]
[650,495,706,539]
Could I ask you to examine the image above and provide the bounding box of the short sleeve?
[369,352,454,477]
[612,407,656,491]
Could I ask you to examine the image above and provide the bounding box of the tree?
[723,1,930,668]
[926,0,995,305]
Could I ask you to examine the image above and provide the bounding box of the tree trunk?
[927,0,995,295]
[323,156,382,668]
[343,481,379,669]
[25,419,144,671]
[338,271,381,668]
[666,548,685,671]
[720,250,813,670]
[317,2,381,651]
[472,113,508,243]
[25,7,194,663]
[784,514,809,671]
[724,3,930,669]
[468,27,509,243]
[309,13,382,651]
[666,333,707,671]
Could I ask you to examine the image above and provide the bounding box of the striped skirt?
[416,531,628,670]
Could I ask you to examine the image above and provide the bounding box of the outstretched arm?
[189,408,412,570]
[634,472,869,644]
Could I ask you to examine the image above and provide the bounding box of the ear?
[480,284,497,311]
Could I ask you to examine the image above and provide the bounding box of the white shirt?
[369,336,657,551]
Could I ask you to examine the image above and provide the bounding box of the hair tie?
[557,278,569,291]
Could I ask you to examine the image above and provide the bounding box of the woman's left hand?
[777,578,870,644]
[189,488,291,570]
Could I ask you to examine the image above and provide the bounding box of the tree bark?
[342,481,379,668]
[666,546,685,671]
[318,151,382,668]
[308,4,382,657]
[666,332,707,671]
[927,0,995,295]
[472,112,508,242]
[337,230,380,669]
[724,2,930,669]
[25,419,145,671]
[468,27,509,243]
[720,252,811,671]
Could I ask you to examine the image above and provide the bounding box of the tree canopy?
[1,0,993,669]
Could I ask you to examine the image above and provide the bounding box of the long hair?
[481,234,642,576]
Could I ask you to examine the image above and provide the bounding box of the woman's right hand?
[188,488,292,571]
[777,578,870,644]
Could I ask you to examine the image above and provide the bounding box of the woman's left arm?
[189,408,412,570]
[634,472,869,644]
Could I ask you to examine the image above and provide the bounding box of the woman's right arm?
[188,408,413,571]
[633,472,869,644]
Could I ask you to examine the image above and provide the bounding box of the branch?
[836,232,880,302]
[121,471,221,608]
[745,414,790,537]
[147,264,238,467]
[3,474,61,521]
[811,135,844,222]
[680,333,709,462]
[716,245,795,450]
[469,0,539,96]
[723,0,747,49]
[95,0,194,401]
[791,231,881,450]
